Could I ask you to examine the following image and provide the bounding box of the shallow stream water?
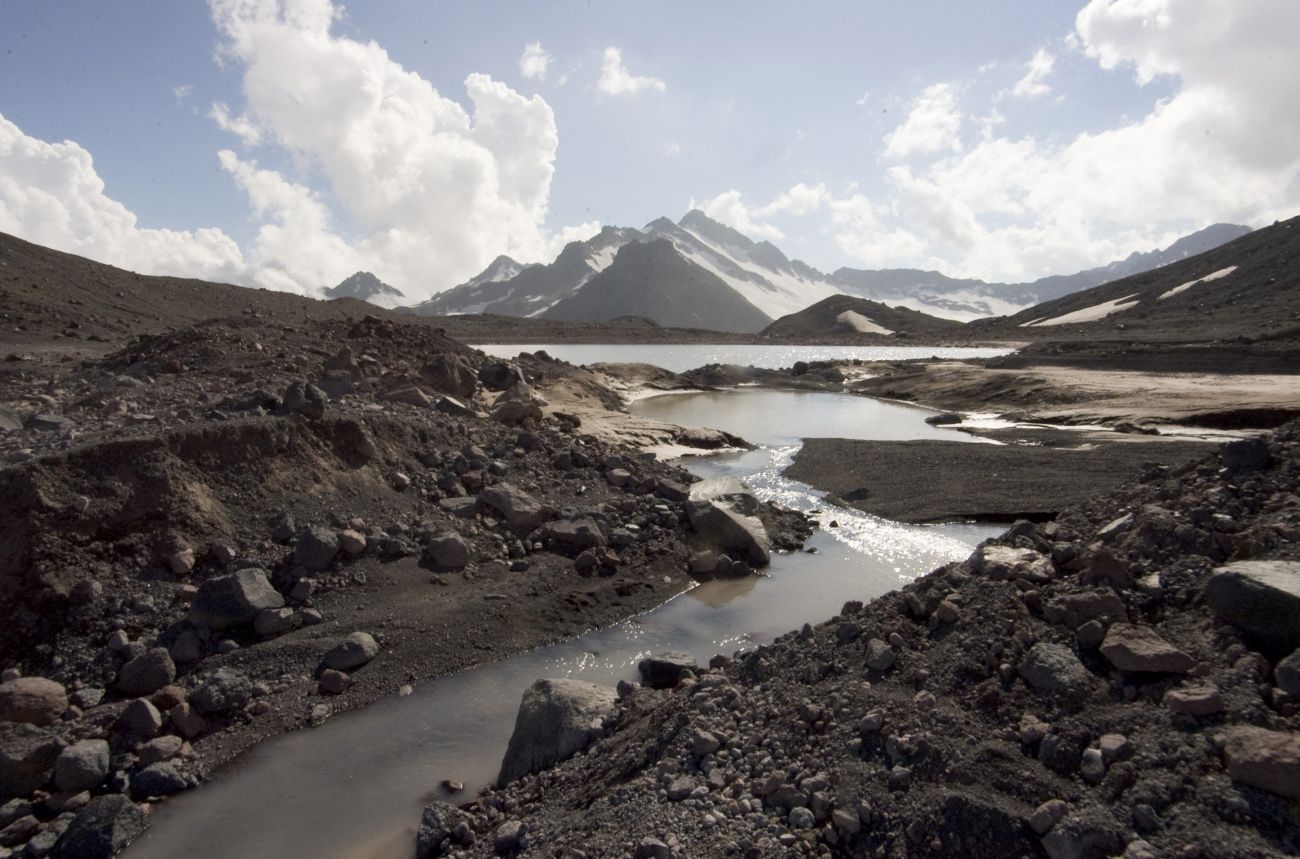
[128,375,1003,859]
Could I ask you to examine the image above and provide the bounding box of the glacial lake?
[127,390,1001,859]
[474,343,1014,373]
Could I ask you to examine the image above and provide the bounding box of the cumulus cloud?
[597,47,666,96]
[832,0,1300,282]
[0,112,246,282]
[693,182,830,241]
[881,83,963,159]
[518,42,551,81]
[1011,48,1055,98]
[207,0,575,299]
[209,102,263,146]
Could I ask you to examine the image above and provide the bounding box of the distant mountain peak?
[325,271,405,306]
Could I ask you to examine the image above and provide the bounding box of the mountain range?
[398,210,1251,332]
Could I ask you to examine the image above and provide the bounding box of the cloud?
[1011,48,1055,98]
[663,141,681,157]
[830,0,1300,282]
[209,101,263,146]
[693,182,830,241]
[207,0,575,299]
[518,42,551,81]
[597,47,666,96]
[0,112,246,282]
[173,84,195,105]
[881,83,963,159]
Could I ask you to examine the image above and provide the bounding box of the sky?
[1,0,1298,304]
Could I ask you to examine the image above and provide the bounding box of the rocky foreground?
[0,316,809,858]
[417,427,1300,858]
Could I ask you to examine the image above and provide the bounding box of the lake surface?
[474,343,1014,374]
[127,391,1001,859]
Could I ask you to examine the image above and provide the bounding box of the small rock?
[1020,643,1093,696]
[136,736,183,767]
[1029,799,1068,835]
[493,820,524,854]
[1099,623,1195,674]
[130,763,189,799]
[1164,685,1224,716]
[637,652,698,689]
[865,639,895,672]
[293,528,341,571]
[190,668,254,715]
[322,632,379,672]
[168,704,206,739]
[116,699,162,739]
[318,670,349,696]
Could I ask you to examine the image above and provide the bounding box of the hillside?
[0,231,381,346]
[761,294,966,340]
[543,239,774,334]
[973,215,1300,343]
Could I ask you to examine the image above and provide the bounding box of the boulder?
[1205,561,1300,651]
[0,678,68,726]
[542,516,607,552]
[1276,649,1300,697]
[381,386,434,408]
[687,500,770,567]
[116,649,177,697]
[638,652,699,689]
[479,361,525,391]
[1223,726,1300,798]
[52,795,147,859]
[1220,437,1271,473]
[424,534,470,570]
[1099,624,1195,674]
[190,668,254,715]
[971,545,1053,583]
[253,608,295,637]
[478,483,555,534]
[1043,590,1128,629]
[416,801,472,859]
[491,383,546,426]
[322,632,379,671]
[280,381,327,420]
[53,740,110,794]
[294,528,341,571]
[0,723,64,798]
[498,679,618,785]
[130,762,190,799]
[420,354,478,400]
[117,699,163,739]
[1164,685,1224,716]
[688,476,759,513]
[188,568,285,630]
[1020,643,1093,696]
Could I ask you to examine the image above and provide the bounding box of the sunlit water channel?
[129,376,1003,859]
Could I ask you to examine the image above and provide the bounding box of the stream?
[127,385,1003,859]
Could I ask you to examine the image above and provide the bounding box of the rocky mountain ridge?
[403,211,1251,328]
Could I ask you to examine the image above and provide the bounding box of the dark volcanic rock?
[188,568,285,631]
[1204,561,1300,651]
[52,795,147,859]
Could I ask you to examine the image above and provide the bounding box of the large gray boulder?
[54,740,110,793]
[1020,643,1093,696]
[498,679,617,785]
[188,568,285,630]
[0,723,64,798]
[687,500,770,567]
[52,795,148,859]
[0,678,68,726]
[322,632,379,671]
[294,528,341,571]
[424,534,470,570]
[190,668,254,715]
[420,354,478,400]
[1205,561,1300,651]
[116,648,177,696]
[542,516,607,552]
[490,383,545,426]
[478,483,555,534]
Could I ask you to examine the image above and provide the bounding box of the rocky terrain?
[0,255,814,856]
[414,427,1300,858]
